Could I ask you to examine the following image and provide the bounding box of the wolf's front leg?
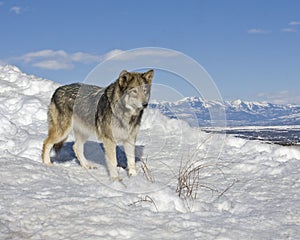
[103,138,119,180]
[124,140,137,176]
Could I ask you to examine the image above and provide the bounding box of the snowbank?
[1,65,300,239]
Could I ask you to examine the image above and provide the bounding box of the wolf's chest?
[112,127,131,142]
[111,117,139,142]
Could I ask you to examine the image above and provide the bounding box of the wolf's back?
[51,83,81,114]
[50,83,105,127]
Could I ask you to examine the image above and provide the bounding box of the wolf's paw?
[110,176,123,182]
[128,168,137,177]
[81,161,97,170]
[43,160,53,166]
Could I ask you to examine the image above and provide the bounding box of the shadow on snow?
[50,141,145,169]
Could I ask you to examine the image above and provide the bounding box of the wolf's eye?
[131,89,138,94]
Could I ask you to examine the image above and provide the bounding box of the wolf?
[42,69,154,180]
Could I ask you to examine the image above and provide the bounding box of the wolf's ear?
[118,70,130,87]
[119,70,128,77]
[143,69,154,84]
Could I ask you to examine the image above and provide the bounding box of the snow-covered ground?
[1,65,300,239]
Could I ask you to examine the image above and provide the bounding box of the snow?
[1,65,300,239]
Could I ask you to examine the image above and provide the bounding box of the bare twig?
[128,195,158,212]
[217,179,239,200]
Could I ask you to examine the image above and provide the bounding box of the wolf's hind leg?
[103,138,119,180]
[73,130,97,169]
[42,138,54,166]
[42,127,70,166]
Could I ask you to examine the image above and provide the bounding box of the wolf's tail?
[53,139,67,153]
[46,99,72,149]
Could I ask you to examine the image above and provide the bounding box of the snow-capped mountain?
[150,97,300,127]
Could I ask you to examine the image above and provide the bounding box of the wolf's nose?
[142,102,148,108]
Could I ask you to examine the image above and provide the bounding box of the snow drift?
[1,65,300,239]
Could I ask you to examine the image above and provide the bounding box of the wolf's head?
[117,69,153,113]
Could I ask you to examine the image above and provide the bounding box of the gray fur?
[42,69,154,179]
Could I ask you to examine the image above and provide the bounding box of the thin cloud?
[256,91,300,105]
[33,60,72,70]
[20,50,68,63]
[247,28,270,34]
[14,49,124,70]
[71,52,102,63]
[281,28,297,33]
[105,48,180,61]
[101,49,126,60]
[10,6,21,14]
[289,21,300,26]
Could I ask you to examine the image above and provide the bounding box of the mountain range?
[149,97,300,127]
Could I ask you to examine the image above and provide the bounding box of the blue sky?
[1,0,300,104]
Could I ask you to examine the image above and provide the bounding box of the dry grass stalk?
[176,157,216,199]
[141,157,155,183]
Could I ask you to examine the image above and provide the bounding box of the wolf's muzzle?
[142,102,148,108]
